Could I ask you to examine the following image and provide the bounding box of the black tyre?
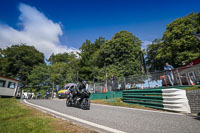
[80,98,90,110]
[87,99,90,110]
[66,99,72,107]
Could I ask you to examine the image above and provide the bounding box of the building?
[174,58,200,85]
[0,75,19,97]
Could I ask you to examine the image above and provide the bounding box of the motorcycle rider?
[69,79,86,101]
[76,79,86,94]
[37,92,41,99]
[45,89,50,99]
[69,85,76,101]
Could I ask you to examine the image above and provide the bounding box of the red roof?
[183,58,200,67]
[0,75,19,82]
[176,57,200,72]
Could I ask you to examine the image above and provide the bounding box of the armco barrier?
[122,88,191,113]
[90,91,122,100]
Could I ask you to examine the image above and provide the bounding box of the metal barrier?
[90,91,122,100]
[122,88,191,113]
[88,82,112,93]
[88,64,200,93]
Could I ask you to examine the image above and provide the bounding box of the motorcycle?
[37,93,41,99]
[66,88,91,110]
[44,92,49,99]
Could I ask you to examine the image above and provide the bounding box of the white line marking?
[24,100,126,133]
[91,103,184,116]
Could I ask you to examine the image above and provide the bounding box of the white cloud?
[141,40,152,50]
[0,3,78,58]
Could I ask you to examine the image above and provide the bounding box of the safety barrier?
[90,91,122,100]
[122,88,191,113]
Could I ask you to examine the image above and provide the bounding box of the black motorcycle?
[66,88,91,110]
[44,91,50,99]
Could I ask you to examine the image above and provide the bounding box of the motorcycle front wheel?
[80,98,90,110]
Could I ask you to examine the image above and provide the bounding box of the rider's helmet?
[82,80,87,85]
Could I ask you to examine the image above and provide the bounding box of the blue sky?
[0,0,200,57]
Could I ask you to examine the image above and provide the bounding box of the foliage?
[146,12,200,71]
[50,62,68,87]
[49,52,78,85]
[78,31,142,81]
[78,37,106,81]
[97,30,142,78]
[146,38,164,71]
[48,52,77,65]
[0,44,45,88]
[28,64,50,91]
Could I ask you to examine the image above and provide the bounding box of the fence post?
[94,83,96,93]
[124,77,126,90]
[106,72,108,92]
[176,68,182,86]
[148,75,150,88]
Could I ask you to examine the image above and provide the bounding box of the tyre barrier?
[122,88,191,113]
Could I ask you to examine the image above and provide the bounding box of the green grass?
[91,97,153,110]
[0,98,63,133]
[183,85,200,91]
[0,98,96,133]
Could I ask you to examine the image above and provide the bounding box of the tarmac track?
[24,99,200,133]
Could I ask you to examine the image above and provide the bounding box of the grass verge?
[183,85,200,91]
[91,97,158,111]
[0,98,97,133]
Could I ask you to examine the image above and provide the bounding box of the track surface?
[26,99,200,133]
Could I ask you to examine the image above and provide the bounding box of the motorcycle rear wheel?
[66,99,72,107]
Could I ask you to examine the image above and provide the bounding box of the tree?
[49,62,68,88]
[48,52,79,85]
[146,12,200,71]
[49,52,70,64]
[162,12,200,67]
[146,38,164,71]
[0,44,45,87]
[78,37,106,81]
[97,30,142,78]
[28,64,50,91]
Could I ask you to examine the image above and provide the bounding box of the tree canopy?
[146,12,200,71]
[28,64,50,91]
[97,30,142,78]
[78,37,106,81]
[77,31,142,81]
[0,44,44,88]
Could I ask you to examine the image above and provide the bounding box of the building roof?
[183,57,200,67]
[0,75,19,82]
